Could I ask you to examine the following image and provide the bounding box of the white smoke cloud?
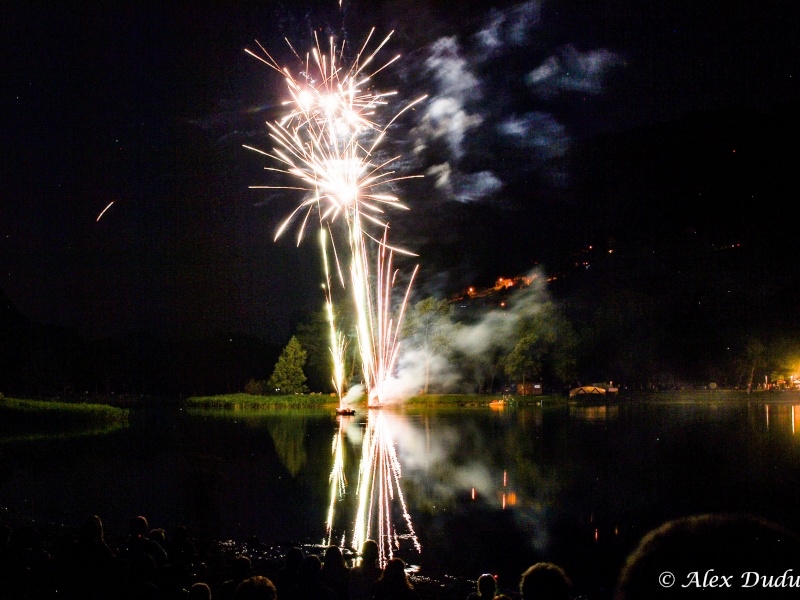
[342,383,365,406]
[381,347,462,402]
[408,2,620,207]
[454,171,503,202]
[386,270,552,397]
[414,97,483,159]
[498,112,569,159]
[476,0,542,52]
[451,272,548,356]
[426,163,503,203]
[527,45,621,99]
[412,38,483,160]
[425,37,481,98]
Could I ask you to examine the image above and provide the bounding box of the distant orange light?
[507,492,517,505]
[500,302,506,307]
[471,488,476,500]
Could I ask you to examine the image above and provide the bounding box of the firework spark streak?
[320,228,347,405]
[96,201,114,222]
[353,230,419,406]
[353,411,421,566]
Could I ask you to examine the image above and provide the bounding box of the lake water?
[2,393,800,598]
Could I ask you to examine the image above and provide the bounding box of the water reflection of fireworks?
[325,411,421,567]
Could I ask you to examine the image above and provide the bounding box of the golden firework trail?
[320,228,347,405]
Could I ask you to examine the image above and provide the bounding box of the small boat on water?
[335,407,356,416]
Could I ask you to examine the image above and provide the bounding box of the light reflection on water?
[2,395,800,595]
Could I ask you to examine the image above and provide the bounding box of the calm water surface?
[2,394,800,598]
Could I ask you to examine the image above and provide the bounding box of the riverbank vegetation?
[185,393,337,409]
[0,396,129,425]
[0,396,129,442]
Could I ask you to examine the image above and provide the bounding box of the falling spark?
[96,201,114,222]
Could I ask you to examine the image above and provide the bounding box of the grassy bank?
[404,393,565,406]
[186,392,567,409]
[186,393,339,409]
[0,397,129,427]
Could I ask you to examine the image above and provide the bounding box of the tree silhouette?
[267,336,308,394]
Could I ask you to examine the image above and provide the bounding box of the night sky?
[2,0,798,344]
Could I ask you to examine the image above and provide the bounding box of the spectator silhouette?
[520,562,571,600]
[71,514,120,598]
[220,555,253,600]
[274,546,304,600]
[235,575,277,600]
[189,581,213,600]
[615,513,800,600]
[121,516,169,600]
[124,516,168,568]
[371,557,419,600]
[298,554,335,600]
[466,573,496,600]
[351,540,382,600]
[321,545,350,600]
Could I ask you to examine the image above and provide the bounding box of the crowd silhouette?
[0,512,798,599]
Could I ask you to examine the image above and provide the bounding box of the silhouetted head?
[188,582,212,600]
[79,515,104,544]
[615,513,800,600]
[286,546,304,571]
[129,516,149,537]
[381,558,411,587]
[324,545,346,571]
[147,528,166,546]
[300,555,323,582]
[234,575,277,600]
[520,562,571,600]
[232,555,253,580]
[361,540,379,566]
[477,574,497,598]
